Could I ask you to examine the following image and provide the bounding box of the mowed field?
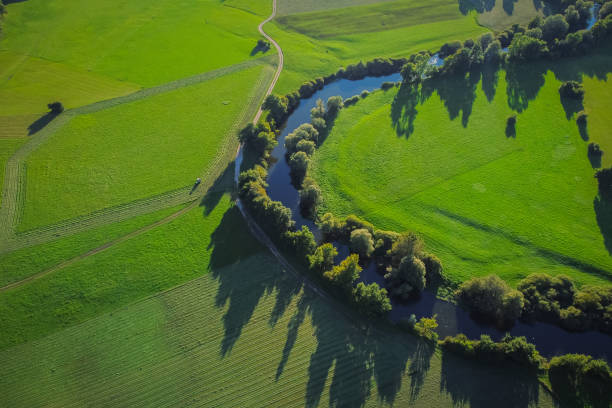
[311,51,612,288]
[270,0,489,94]
[0,208,556,407]
[18,64,271,231]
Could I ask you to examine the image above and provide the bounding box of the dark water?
[588,3,601,30]
[238,72,612,361]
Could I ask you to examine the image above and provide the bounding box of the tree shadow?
[560,95,584,120]
[28,112,58,135]
[506,62,547,113]
[458,0,496,15]
[505,119,516,138]
[250,42,270,56]
[588,150,602,168]
[549,368,612,408]
[481,65,500,103]
[199,161,235,215]
[435,69,481,127]
[594,195,612,255]
[390,83,422,138]
[578,120,589,141]
[439,351,542,408]
[502,0,518,15]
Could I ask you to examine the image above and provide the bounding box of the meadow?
[311,52,612,288]
[18,64,270,231]
[0,223,556,407]
[269,0,489,94]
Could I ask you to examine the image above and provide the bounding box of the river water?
[238,71,611,360]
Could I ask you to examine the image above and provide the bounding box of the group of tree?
[456,272,612,334]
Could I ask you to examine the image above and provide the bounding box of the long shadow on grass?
[594,195,612,255]
[458,0,495,15]
[506,62,547,113]
[440,351,541,408]
[200,162,235,215]
[28,112,59,135]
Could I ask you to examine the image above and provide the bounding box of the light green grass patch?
[277,0,398,16]
[1,0,268,88]
[0,237,555,407]
[0,204,186,287]
[270,11,488,94]
[0,194,236,350]
[477,0,546,30]
[19,64,267,231]
[311,64,612,287]
[0,138,26,204]
[0,51,139,116]
[583,74,612,168]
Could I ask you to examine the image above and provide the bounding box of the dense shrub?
[484,40,502,63]
[311,116,326,133]
[457,275,525,323]
[284,123,318,154]
[350,228,375,258]
[299,177,321,214]
[372,229,400,257]
[323,254,362,291]
[352,282,392,317]
[421,252,445,287]
[360,90,369,98]
[542,14,570,43]
[549,354,612,407]
[385,255,426,299]
[288,151,310,185]
[559,80,585,99]
[284,226,317,263]
[600,2,612,20]
[295,139,315,156]
[298,77,325,98]
[48,102,64,114]
[518,273,576,320]
[412,315,439,342]
[238,122,277,155]
[308,243,337,275]
[381,81,395,90]
[325,95,343,120]
[439,41,462,58]
[318,212,343,240]
[262,94,289,125]
[440,334,545,370]
[343,95,360,107]
[508,34,549,60]
[387,232,423,266]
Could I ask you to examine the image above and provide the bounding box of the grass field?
[18,64,268,231]
[311,54,612,288]
[270,0,488,94]
[0,212,556,407]
[476,0,547,30]
[277,0,394,15]
[0,138,26,204]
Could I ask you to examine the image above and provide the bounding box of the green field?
[0,138,26,204]
[18,64,269,231]
[270,1,488,94]
[311,54,612,287]
[475,0,546,30]
[0,216,556,407]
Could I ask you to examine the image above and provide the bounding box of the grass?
[583,71,612,169]
[18,64,267,231]
[476,0,546,30]
[0,194,236,350]
[0,204,186,288]
[277,0,395,16]
[311,56,612,288]
[269,0,488,94]
[0,216,556,407]
[0,138,26,204]
[0,0,268,89]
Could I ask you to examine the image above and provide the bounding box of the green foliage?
[412,315,439,342]
[518,273,576,319]
[421,252,445,287]
[350,228,375,258]
[440,334,545,370]
[457,275,524,323]
[239,121,277,155]
[288,151,310,184]
[299,177,321,214]
[323,253,362,290]
[295,139,316,156]
[308,243,338,275]
[262,94,289,125]
[541,14,569,43]
[549,354,612,407]
[352,282,392,317]
[508,34,549,60]
[284,123,319,155]
[439,41,462,58]
[385,255,426,299]
[283,226,317,263]
[388,232,423,266]
[373,229,400,257]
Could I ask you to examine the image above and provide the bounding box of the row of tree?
[456,272,612,333]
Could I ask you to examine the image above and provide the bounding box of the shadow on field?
[28,112,58,135]
[502,0,518,15]
[594,196,612,255]
[458,0,495,15]
[199,161,235,215]
[506,63,547,113]
[440,352,542,408]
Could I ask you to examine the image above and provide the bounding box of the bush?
[350,228,375,258]
[308,243,337,275]
[439,41,462,58]
[373,229,400,257]
[284,123,318,154]
[508,34,549,60]
[311,117,327,133]
[343,95,360,107]
[238,122,277,155]
[288,151,310,185]
[323,254,362,291]
[421,252,445,287]
[295,139,315,156]
[412,315,439,342]
[559,81,585,99]
[542,14,569,43]
[484,40,502,63]
[352,282,392,317]
[262,94,289,125]
[381,81,395,90]
[600,2,612,20]
[48,102,64,114]
[518,273,576,320]
[299,178,321,214]
[549,354,612,406]
[457,275,525,323]
[318,212,342,240]
[385,255,426,299]
[284,226,316,263]
[325,95,343,120]
[360,90,369,98]
[387,232,423,266]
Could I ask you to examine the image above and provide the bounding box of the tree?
[385,255,426,299]
[325,95,343,121]
[299,177,321,214]
[308,243,337,274]
[508,34,549,61]
[439,41,462,58]
[295,139,315,156]
[284,226,316,262]
[421,252,444,286]
[401,62,419,84]
[559,81,585,99]
[387,232,423,266]
[457,274,525,322]
[262,94,288,124]
[48,102,64,114]
[288,151,310,183]
[324,254,362,290]
[285,123,318,154]
[352,282,392,317]
[542,15,569,43]
[600,2,612,20]
[413,315,438,342]
[350,228,375,258]
[238,122,276,154]
[484,40,502,63]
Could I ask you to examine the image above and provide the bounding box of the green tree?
[387,232,423,266]
[262,94,288,124]
[324,254,362,290]
[541,14,569,43]
[352,282,392,317]
[308,243,337,274]
[350,228,375,258]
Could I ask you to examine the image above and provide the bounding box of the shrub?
[311,117,327,133]
[484,40,502,63]
[373,229,400,257]
[308,243,337,275]
[343,95,360,107]
[350,228,375,258]
[238,122,277,155]
[262,94,289,125]
[381,81,395,90]
[542,14,569,43]
[299,178,321,214]
[600,2,612,20]
[360,90,369,98]
[385,256,426,299]
[323,254,362,291]
[343,214,374,236]
[439,41,462,58]
[559,81,585,99]
[508,34,549,60]
[413,315,439,342]
[387,232,423,266]
[288,151,310,185]
[318,212,342,240]
[352,282,392,317]
[325,95,343,120]
[295,139,315,156]
[284,226,316,263]
[518,273,576,320]
[421,252,444,286]
[478,32,496,50]
[457,275,524,323]
[588,142,602,156]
